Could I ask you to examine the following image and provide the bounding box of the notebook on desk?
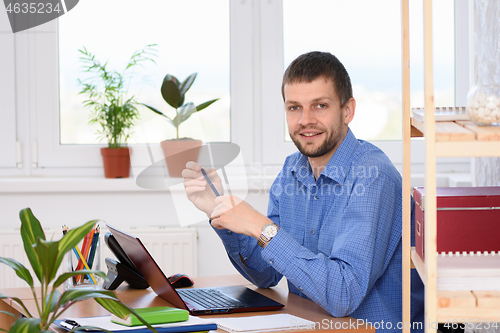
[107,224,284,315]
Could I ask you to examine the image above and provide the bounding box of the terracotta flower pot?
[101,147,131,178]
[160,139,202,177]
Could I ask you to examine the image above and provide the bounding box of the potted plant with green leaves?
[141,73,219,177]
[78,44,158,178]
[0,208,159,333]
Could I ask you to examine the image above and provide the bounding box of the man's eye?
[317,104,327,109]
[288,106,299,111]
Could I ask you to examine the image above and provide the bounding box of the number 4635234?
[6,2,61,14]
[444,320,499,330]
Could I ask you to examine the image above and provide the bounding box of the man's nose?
[299,107,317,126]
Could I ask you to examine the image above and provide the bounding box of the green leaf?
[19,208,45,282]
[177,102,196,117]
[140,103,164,116]
[179,73,197,97]
[180,99,219,124]
[94,297,130,319]
[58,290,119,307]
[172,114,183,129]
[140,104,175,127]
[53,270,106,289]
[195,98,219,112]
[161,75,182,109]
[46,289,61,314]
[181,108,202,124]
[56,220,97,281]
[94,298,159,333]
[0,311,17,319]
[0,258,33,288]
[33,239,60,284]
[8,318,41,333]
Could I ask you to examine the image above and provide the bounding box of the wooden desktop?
[0,275,374,332]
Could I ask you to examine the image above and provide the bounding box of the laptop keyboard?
[177,288,247,309]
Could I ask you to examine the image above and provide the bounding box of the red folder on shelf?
[414,186,500,260]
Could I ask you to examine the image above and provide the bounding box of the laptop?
[107,224,284,315]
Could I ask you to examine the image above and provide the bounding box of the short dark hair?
[281,51,353,107]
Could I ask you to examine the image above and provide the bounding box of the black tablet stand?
[101,232,149,290]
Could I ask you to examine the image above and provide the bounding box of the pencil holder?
[64,228,101,290]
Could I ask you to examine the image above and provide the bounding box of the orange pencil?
[76,229,91,271]
[76,226,95,282]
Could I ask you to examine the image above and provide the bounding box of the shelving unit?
[401,1,500,332]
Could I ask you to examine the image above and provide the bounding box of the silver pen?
[201,168,220,197]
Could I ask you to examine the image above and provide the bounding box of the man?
[182,51,424,331]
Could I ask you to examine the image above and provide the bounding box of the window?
[0,14,17,170]
[261,0,459,166]
[282,0,454,142]
[28,0,234,174]
[58,0,231,146]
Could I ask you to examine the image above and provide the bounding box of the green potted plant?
[78,44,158,178]
[0,208,159,333]
[141,73,219,177]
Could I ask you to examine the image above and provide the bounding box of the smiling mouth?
[300,132,323,137]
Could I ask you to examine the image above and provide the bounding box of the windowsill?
[0,173,471,194]
[0,175,277,193]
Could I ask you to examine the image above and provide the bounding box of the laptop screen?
[107,224,189,311]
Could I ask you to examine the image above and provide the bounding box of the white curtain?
[472,0,500,187]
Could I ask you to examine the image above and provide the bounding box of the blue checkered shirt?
[214,129,424,332]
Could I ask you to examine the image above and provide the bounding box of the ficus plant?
[78,44,158,149]
[0,208,158,333]
[141,73,219,140]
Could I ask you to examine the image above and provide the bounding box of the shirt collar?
[290,128,358,185]
[322,128,358,184]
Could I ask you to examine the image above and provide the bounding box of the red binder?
[414,186,500,260]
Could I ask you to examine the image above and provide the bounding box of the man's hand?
[182,161,224,218]
[211,196,271,239]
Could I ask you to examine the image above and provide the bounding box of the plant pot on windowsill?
[101,147,131,178]
[161,138,202,178]
[141,72,219,178]
[76,44,158,180]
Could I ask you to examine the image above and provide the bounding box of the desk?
[0,275,374,332]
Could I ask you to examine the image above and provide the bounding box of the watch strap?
[257,224,280,248]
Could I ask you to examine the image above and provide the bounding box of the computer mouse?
[168,273,194,288]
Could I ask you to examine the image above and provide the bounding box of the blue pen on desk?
[201,168,220,197]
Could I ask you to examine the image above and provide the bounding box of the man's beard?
[290,126,342,158]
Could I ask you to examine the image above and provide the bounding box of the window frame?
[0,8,18,171]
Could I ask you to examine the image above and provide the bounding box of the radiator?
[0,226,197,289]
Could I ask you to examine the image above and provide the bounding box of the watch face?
[263,224,278,238]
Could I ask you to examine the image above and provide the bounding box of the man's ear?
[343,97,356,125]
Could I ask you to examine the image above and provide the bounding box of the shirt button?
[227,231,232,235]
[314,196,319,200]
[299,287,303,291]
[269,259,274,265]
[310,229,315,234]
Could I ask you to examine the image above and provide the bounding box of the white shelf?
[411,250,500,321]
[411,248,500,291]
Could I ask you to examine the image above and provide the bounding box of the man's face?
[284,77,354,159]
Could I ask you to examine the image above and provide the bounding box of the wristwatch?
[257,223,280,248]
